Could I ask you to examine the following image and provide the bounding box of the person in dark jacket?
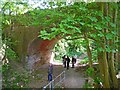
[66,56,70,70]
[48,63,53,81]
[72,56,76,68]
[62,55,67,68]
[48,63,53,74]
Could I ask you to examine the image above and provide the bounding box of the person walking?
[48,63,53,81]
[62,55,67,68]
[72,56,76,68]
[66,56,70,70]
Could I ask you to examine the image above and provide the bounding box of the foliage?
[1,1,31,29]
[91,50,98,62]
[2,63,30,88]
[83,82,92,88]
[2,64,10,74]
[39,3,105,39]
[38,4,118,79]
[1,1,68,30]
[6,47,18,61]
[2,2,118,55]
[53,38,85,61]
[80,58,89,64]
[86,67,94,77]
[38,2,118,56]
[94,77,102,84]
[2,38,19,61]
[1,1,119,88]
[53,39,67,60]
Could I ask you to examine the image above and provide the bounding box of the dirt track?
[63,67,85,88]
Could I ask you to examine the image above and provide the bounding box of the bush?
[86,67,94,77]
[6,47,18,61]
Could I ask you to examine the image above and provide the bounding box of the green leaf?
[67,25,74,29]
[98,33,104,37]
[90,34,97,38]
[106,33,113,40]
[105,17,111,22]
[40,30,48,35]
[88,17,97,22]
[51,28,57,31]
[59,24,63,28]
[94,25,102,30]
[86,67,94,77]
[106,47,111,52]
[111,31,116,35]
[80,22,85,25]
[6,48,17,60]
[97,47,104,52]
[61,28,68,33]
[97,11,103,17]
[110,22,116,28]
[74,27,81,33]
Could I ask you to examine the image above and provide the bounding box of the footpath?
[63,67,85,88]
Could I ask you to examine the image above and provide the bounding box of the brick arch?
[5,25,62,70]
[27,36,61,70]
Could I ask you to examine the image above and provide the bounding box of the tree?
[2,1,119,88]
[39,2,119,88]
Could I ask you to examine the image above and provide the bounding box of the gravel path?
[28,64,64,88]
[28,64,85,88]
[63,67,85,88]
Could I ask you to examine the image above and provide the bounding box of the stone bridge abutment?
[6,26,61,70]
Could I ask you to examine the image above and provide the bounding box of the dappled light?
[49,52,63,65]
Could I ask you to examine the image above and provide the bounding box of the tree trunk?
[101,41,110,88]
[118,2,120,71]
[97,51,105,83]
[83,32,93,68]
[109,40,118,88]
[107,3,118,88]
[86,45,92,68]
[99,3,110,88]
[114,2,119,72]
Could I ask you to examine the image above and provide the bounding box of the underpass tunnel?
[27,36,61,70]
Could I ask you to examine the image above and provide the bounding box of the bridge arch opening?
[27,36,86,70]
[27,36,61,70]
